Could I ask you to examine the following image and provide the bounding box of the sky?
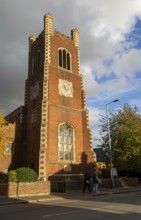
[0,0,141,148]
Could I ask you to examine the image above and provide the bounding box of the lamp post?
[106,99,119,187]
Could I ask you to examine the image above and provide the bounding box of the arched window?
[58,123,74,161]
[58,49,71,70]
[32,50,41,75]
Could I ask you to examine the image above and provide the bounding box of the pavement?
[1,186,141,206]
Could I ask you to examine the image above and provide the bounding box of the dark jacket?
[84,173,90,184]
[93,174,98,184]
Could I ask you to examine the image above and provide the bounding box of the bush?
[16,167,38,182]
[8,170,17,182]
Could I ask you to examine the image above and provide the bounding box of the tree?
[100,104,141,174]
[0,113,6,157]
[0,113,6,127]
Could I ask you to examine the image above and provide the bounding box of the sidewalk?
[1,186,141,206]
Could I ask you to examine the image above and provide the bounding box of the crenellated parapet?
[5,106,24,124]
[54,29,72,41]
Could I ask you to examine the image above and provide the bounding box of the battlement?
[29,13,79,48]
[54,29,72,41]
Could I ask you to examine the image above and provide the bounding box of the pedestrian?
[93,172,99,193]
[83,172,91,193]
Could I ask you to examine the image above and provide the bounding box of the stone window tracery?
[58,123,74,161]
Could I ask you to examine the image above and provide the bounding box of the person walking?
[93,172,99,193]
[83,173,91,193]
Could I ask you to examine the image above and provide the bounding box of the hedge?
[8,167,38,182]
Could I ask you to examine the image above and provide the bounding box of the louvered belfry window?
[58,49,71,70]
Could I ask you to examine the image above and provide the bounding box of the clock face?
[59,79,73,97]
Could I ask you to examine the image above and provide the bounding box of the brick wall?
[98,177,139,189]
[51,177,139,192]
[0,178,138,196]
[0,181,50,197]
[0,124,15,172]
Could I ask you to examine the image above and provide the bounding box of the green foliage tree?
[100,104,141,175]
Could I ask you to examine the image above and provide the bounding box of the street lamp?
[106,99,119,187]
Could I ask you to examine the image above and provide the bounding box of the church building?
[6,14,96,185]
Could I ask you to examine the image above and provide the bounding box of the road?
[1,191,141,220]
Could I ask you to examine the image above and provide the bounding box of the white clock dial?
[63,82,70,92]
[59,79,73,97]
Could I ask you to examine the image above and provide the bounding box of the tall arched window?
[58,123,74,161]
[58,49,71,70]
[32,50,41,75]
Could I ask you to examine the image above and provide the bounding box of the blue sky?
[0,0,141,148]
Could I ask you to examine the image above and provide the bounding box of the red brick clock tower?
[24,13,96,183]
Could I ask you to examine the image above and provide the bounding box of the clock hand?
[64,84,69,90]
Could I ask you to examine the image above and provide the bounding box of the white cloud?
[78,0,141,37]
[112,49,141,78]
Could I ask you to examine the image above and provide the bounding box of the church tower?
[24,14,96,182]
